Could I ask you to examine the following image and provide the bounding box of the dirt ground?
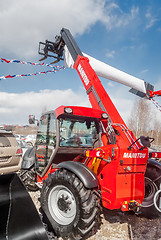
[30,191,161,240]
[89,210,161,240]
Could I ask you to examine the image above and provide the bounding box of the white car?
[24,135,36,147]
[16,139,28,156]
[15,134,26,141]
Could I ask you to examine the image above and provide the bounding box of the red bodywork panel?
[84,144,148,210]
[55,105,107,119]
[150,152,161,158]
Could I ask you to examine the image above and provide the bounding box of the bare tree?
[128,98,152,138]
[150,119,161,147]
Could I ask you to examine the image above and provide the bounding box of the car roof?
[0,130,13,134]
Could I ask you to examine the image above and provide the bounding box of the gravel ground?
[29,191,161,240]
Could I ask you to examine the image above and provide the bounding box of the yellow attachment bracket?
[91,157,101,174]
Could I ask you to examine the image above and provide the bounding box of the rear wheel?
[40,168,101,239]
[19,167,39,191]
[141,165,161,218]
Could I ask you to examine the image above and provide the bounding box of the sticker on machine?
[123,152,146,158]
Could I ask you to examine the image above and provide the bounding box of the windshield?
[59,117,99,147]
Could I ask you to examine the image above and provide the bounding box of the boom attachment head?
[38,35,65,63]
[149,90,161,98]
[38,28,83,64]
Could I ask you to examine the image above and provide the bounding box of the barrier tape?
[148,97,161,113]
[0,57,59,69]
[0,57,65,80]
[0,68,65,80]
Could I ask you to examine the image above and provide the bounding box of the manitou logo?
[123,152,146,158]
[78,64,89,86]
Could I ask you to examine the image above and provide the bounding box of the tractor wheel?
[141,165,161,218]
[40,168,101,240]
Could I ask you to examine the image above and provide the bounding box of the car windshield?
[59,117,98,147]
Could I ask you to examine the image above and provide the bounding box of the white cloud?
[0,89,90,125]
[140,69,149,74]
[112,95,134,124]
[0,0,104,58]
[102,5,139,30]
[145,8,158,29]
[0,0,139,58]
[0,85,137,125]
[106,49,115,58]
[154,77,161,90]
[105,83,135,124]
[107,81,114,87]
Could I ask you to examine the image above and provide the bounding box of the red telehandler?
[21,28,161,239]
[1,28,160,240]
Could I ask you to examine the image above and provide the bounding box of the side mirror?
[128,136,154,150]
[29,115,36,124]
[140,136,154,148]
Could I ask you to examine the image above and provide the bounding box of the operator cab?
[35,106,107,177]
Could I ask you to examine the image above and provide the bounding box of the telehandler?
[21,28,161,239]
[0,28,161,240]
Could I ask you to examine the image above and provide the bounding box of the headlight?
[64,107,73,114]
[101,113,108,119]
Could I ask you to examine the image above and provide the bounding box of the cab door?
[35,113,56,175]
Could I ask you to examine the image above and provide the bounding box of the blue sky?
[0,0,161,125]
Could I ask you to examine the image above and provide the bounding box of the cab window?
[59,117,98,147]
[36,114,48,145]
[35,113,57,175]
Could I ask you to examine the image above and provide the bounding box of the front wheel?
[40,168,101,239]
[141,165,161,218]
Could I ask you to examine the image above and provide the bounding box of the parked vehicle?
[1,28,161,240]
[0,130,23,174]
[0,131,48,239]
[14,134,26,141]
[17,139,28,156]
[22,28,161,239]
[24,134,36,146]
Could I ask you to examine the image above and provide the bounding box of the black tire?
[19,167,39,192]
[40,168,101,239]
[141,165,161,218]
[26,141,33,147]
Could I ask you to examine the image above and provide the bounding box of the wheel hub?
[48,185,76,225]
[57,194,71,213]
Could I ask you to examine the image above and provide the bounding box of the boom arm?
[74,54,125,125]
[39,28,126,125]
[38,29,161,217]
[39,28,155,97]
[38,28,160,145]
[82,53,154,98]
